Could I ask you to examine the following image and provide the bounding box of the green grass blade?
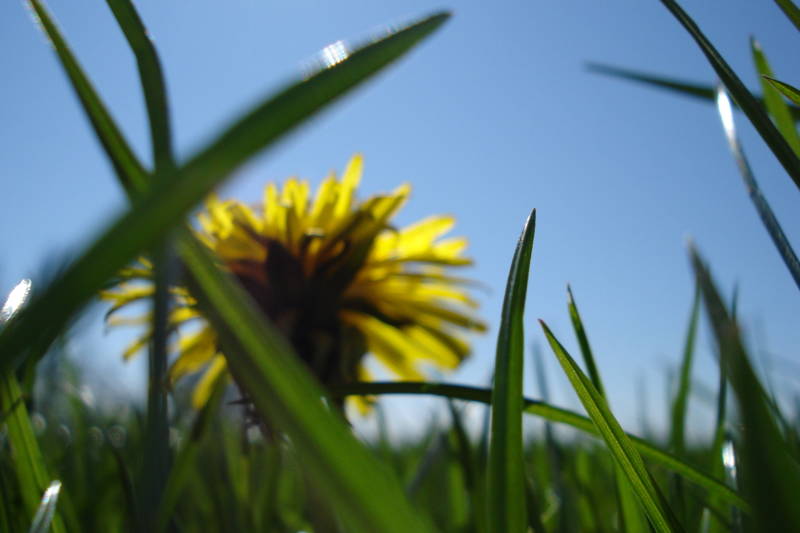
[540,322,682,533]
[765,76,800,106]
[775,0,800,31]
[751,38,800,156]
[176,234,437,533]
[659,0,800,192]
[715,86,800,290]
[2,11,451,374]
[669,284,700,456]
[566,285,605,398]
[586,62,800,123]
[105,0,174,170]
[488,209,536,533]
[332,381,749,512]
[27,0,149,192]
[27,481,61,533]
[690,246,800,531]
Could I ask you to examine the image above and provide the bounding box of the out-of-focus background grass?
[2,0,798,436]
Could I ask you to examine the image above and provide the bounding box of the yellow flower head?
[102,155,485,409]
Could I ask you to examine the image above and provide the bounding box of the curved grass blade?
[715,86,800,290]
[332,381,749,512]
[585,63,800,123]
[775,0,800,31]
[1,11,451,373]
[765,76,800,106]
[176,234,437,533]
[669,284,700,456]
[751,38,800,156]
[488,209,535,533]
[690,246,800,531]
[659,0,800,192]
[27,0,149,192]
[540,321,683,533]
[566,285,605,397]
[28,481,61,533]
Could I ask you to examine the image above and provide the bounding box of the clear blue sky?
[2,0,799,437]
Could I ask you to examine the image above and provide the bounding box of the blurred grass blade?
[775,0,800,31]
[659,0,800,192]
[1,10,451,373]
[28,481,61,533]
[585,62,800,123]
[540,321,683,533]
[669,284,700,456]
[690,247,800,531]
[177,235,436,533]
[751,39,800,156]
[488,209,535,533]
[715,86,800,289]
[566,285,605,397]
[765,76,800,106]
[333,381,749,512]
[27,0,149,192]
[105,0,174,170]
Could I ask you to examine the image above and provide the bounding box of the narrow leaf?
[540,322,682,533]
[488,209,536,533]
[765,76,800,106]
[715,86,800,290]
[659,0,800,191]
[751,38,800,156]
[28,481,61,533]
[669,284,700,455]
[566,285,605,397]
[775,0,800,31]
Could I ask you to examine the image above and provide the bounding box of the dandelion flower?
[101,155,485,410]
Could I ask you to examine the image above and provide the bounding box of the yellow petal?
[191,355,228,409]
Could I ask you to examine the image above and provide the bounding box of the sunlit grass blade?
[332,381,749,512]
[690,246,800,531]
[27,481,61,533]
[765,76,800,106]
[1,11,451,375]
[566,285,605,398]
[27,0,149,192]
[669,284,700,456]
[176,235,437,533]
[585,62,800,122]
[488,209,535,533]
[775,0,800,31]
[659,0,800,192]
[751,38,800,156]
[715,86,800,290]
[540,322,683,533]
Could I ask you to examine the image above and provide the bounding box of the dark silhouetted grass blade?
[659,0,800,192]
[775,0,800,31]
[175,233,437,533]
[669,284,700,456]
[488,209,536,533]
[332,381,749,512]
[566,285,605,398]
[690,247,800,531]
[715,86,800,290]
[540,322,683,533]
[751,38,800,156]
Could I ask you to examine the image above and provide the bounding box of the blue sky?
[2,1,799,437]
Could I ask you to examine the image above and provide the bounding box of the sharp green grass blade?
[775,0,800,31]
[488,209,536,533]
[765,76,800,106]
[690,247,800,531]
[27,0,149,192]
[715,86,800,290]
[585,62,800,123]
[105,0,174,170]
[669,284,700,456]
[540,321,683,533]
[751,39,800,156]
[176,234,437,533]
[2,11,451,374]
[616,470,650,533]
[332,381,749,512]
[566,285,605,398]
[27,481,61,533]
[659,0,800,192]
